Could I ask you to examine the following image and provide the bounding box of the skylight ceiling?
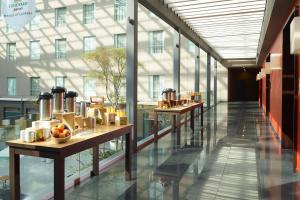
[165,0,266,59]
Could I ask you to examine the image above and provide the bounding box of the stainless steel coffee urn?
[162,88,176,101]
[170,89,176,100]
[65,91,78,112]
[162,88,171,100]
[38,92,53,121]
[80,101,87,117]
[51,86,66,113]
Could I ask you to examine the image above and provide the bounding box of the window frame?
[83,76,97,98]
[55,38,67,59]
[114,0,126,22]
[30,40,40,60]
[114,33,126,48]
[6,42,16,61]
[83,36,96,53]
[55,76,66,87]
[83,3,95,24]
[30,10,40,30]
[7,77,16,96]
[55,7,67,27]
[30,77,40,96]
[149,30,164,54]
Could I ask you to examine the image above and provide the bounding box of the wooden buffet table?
[153,102,204,145]
[6,124,133,200]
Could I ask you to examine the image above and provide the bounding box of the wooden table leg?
[190,109,195,132]
[201,105,204,127]
[176,114,181,146]
[54,157,65,200]
[9,147,20,200]
[125,131,132,181]
[172,115,176,133]
[91,146,99,176]
[154,112,158,143]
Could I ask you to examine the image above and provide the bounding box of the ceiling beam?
[138,0,227,66]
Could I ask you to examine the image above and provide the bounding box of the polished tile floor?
[64,102,300,200]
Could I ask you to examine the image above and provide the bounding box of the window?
[149,75,162,100]
[114,0,126,22]
[55,7,66,27]
[83,36,96,53]
[114,33,126,48]
[30,77,40,96]
[149,31,164,54]
[55,76,66,87]
[7,77,16,96]
[55,38,67,58]
[30,11,40,30]
[6,24,14,33]
[30,41,40,60]
[83,76,96,98]
[6,43,16,61]
[83,3,95,24]
[187,41,195,53]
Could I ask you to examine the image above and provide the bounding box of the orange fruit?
[57,124,65,132]
[59,132,65,138]
[63,129,70,137]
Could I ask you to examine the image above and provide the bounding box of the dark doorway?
[281,13,297,149]
[228,67,259,101]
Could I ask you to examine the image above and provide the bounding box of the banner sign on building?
[2,0,36,32]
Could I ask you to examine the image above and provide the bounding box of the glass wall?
[137,5,174,143]
[180,36,196,97]
[217,62,228,102]
[200,50,208,107]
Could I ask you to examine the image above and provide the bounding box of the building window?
[114,33,126,48]
[149,31,164,54]
[187,41,195,53]
[114,0,126,22]
[149,75,161,100]
[30,77,40,96]
[55,38,67,59]
[30,41,40,60]
[83,76,96,98]
[6,43,16,61]
[55,7,66,27]
[83,36,96,53]
[83,3,95,24]
[30,11,40,30]
[7,77,16,96]
[6,24,14,33]
[55,76,66,87]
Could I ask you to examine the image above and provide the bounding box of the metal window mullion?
[207,53,211,108]
[214,59,217,105]
[173,29,181,98]
[126,0,138,154]
[195,45,200,92]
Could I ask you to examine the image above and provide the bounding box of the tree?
[83,47,126,108]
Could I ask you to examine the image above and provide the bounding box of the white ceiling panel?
[166,0,266,59]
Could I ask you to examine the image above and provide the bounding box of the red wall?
[262,75,266,112]
[269,32,283,140]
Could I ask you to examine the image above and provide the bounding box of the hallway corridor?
[65,102,300,200]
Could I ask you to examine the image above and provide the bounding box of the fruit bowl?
[51,124,72,144]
